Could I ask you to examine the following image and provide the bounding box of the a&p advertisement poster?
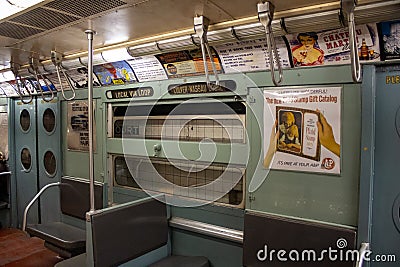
[264,87,341,174]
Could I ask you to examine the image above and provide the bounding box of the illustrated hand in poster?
[317,110,340,157]
[264,122,279,168]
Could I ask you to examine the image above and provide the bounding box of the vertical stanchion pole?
[85,29,96,212]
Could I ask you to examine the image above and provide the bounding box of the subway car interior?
[0,0,400,266]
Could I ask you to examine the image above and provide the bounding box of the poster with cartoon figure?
[287,24,380,66]
[93,61,136,85]
[264,87,341,174]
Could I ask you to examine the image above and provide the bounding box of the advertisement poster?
[126,55,168,82]
[67,100,96,152]
[379,20,400,60]
[155,49,223,78]
[264,87,341,174]
[215,37,291,73]
[93,61,136,85]
[48,67,101,89]
[0,82,18,97]
[287,24,380,66]
[8,80,36,95]
[30,78,57,92]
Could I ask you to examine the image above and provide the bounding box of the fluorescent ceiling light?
[0,0,45,20]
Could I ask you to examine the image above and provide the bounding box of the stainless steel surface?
[258,2,283,86]
[0,0,395,73]
[194,16,220,86]
[51,50,75,100]
[29,57,55,102]
[342,0,362,82]
[169,216,243,244]
[11,62,33,104]
[85,29,95,212]
[22,181,61,232]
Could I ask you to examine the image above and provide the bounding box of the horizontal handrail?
[0,171,11,176]
[169,216,243,244]
[22,182,61,232]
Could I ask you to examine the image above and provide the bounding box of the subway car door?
[14,98,38,226]
[370,66,400,266]
[13,97,60,227]
[360,65,400,266]
[37,98,60,223]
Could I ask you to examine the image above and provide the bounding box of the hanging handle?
[342,0,361,82]
[30,57,55,102]
[11,62,33,104]
[51,51,76,101]
[258,2,283,86]
[194,16,220,88]
[356,242,370,267]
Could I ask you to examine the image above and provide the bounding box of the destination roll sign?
[168,80,236,95]
[106,87,154,99]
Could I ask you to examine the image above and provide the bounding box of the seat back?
[89,196,168,267]
[60,177,103,219]
[243,211,357,267]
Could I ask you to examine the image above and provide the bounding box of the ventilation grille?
[0,22,44,39]
[0,0,129,39]
[355,1,400,25]
[10,7,79,30]
[284,10,342,34]
[44,0,127,17]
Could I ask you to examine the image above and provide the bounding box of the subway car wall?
[0,4,399,267]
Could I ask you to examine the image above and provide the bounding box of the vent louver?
[10,7,79,30]
[0,22,44,39]
[0,0,129,40]
[44,0,127,17]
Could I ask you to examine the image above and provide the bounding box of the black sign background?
[168,80,236,95]
[106,87,154,99]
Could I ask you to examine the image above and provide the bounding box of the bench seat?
[26,222,85,257]
[25,177,103,258]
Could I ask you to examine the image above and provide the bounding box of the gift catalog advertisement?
[264,87,341,174]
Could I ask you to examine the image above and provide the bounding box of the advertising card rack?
[106,75,250,208]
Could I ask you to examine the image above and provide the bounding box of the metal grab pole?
[85,29,96,212]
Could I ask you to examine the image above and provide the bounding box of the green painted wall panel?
[61,98,104,182]
[245,67,361,226]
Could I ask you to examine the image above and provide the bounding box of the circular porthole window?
[393,194,400,233]
[43,150,56,177]
[20,109,30,132]
[21,148,31,171]
[43,108,56,133]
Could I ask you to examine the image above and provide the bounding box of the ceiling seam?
[40,6,83,19]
